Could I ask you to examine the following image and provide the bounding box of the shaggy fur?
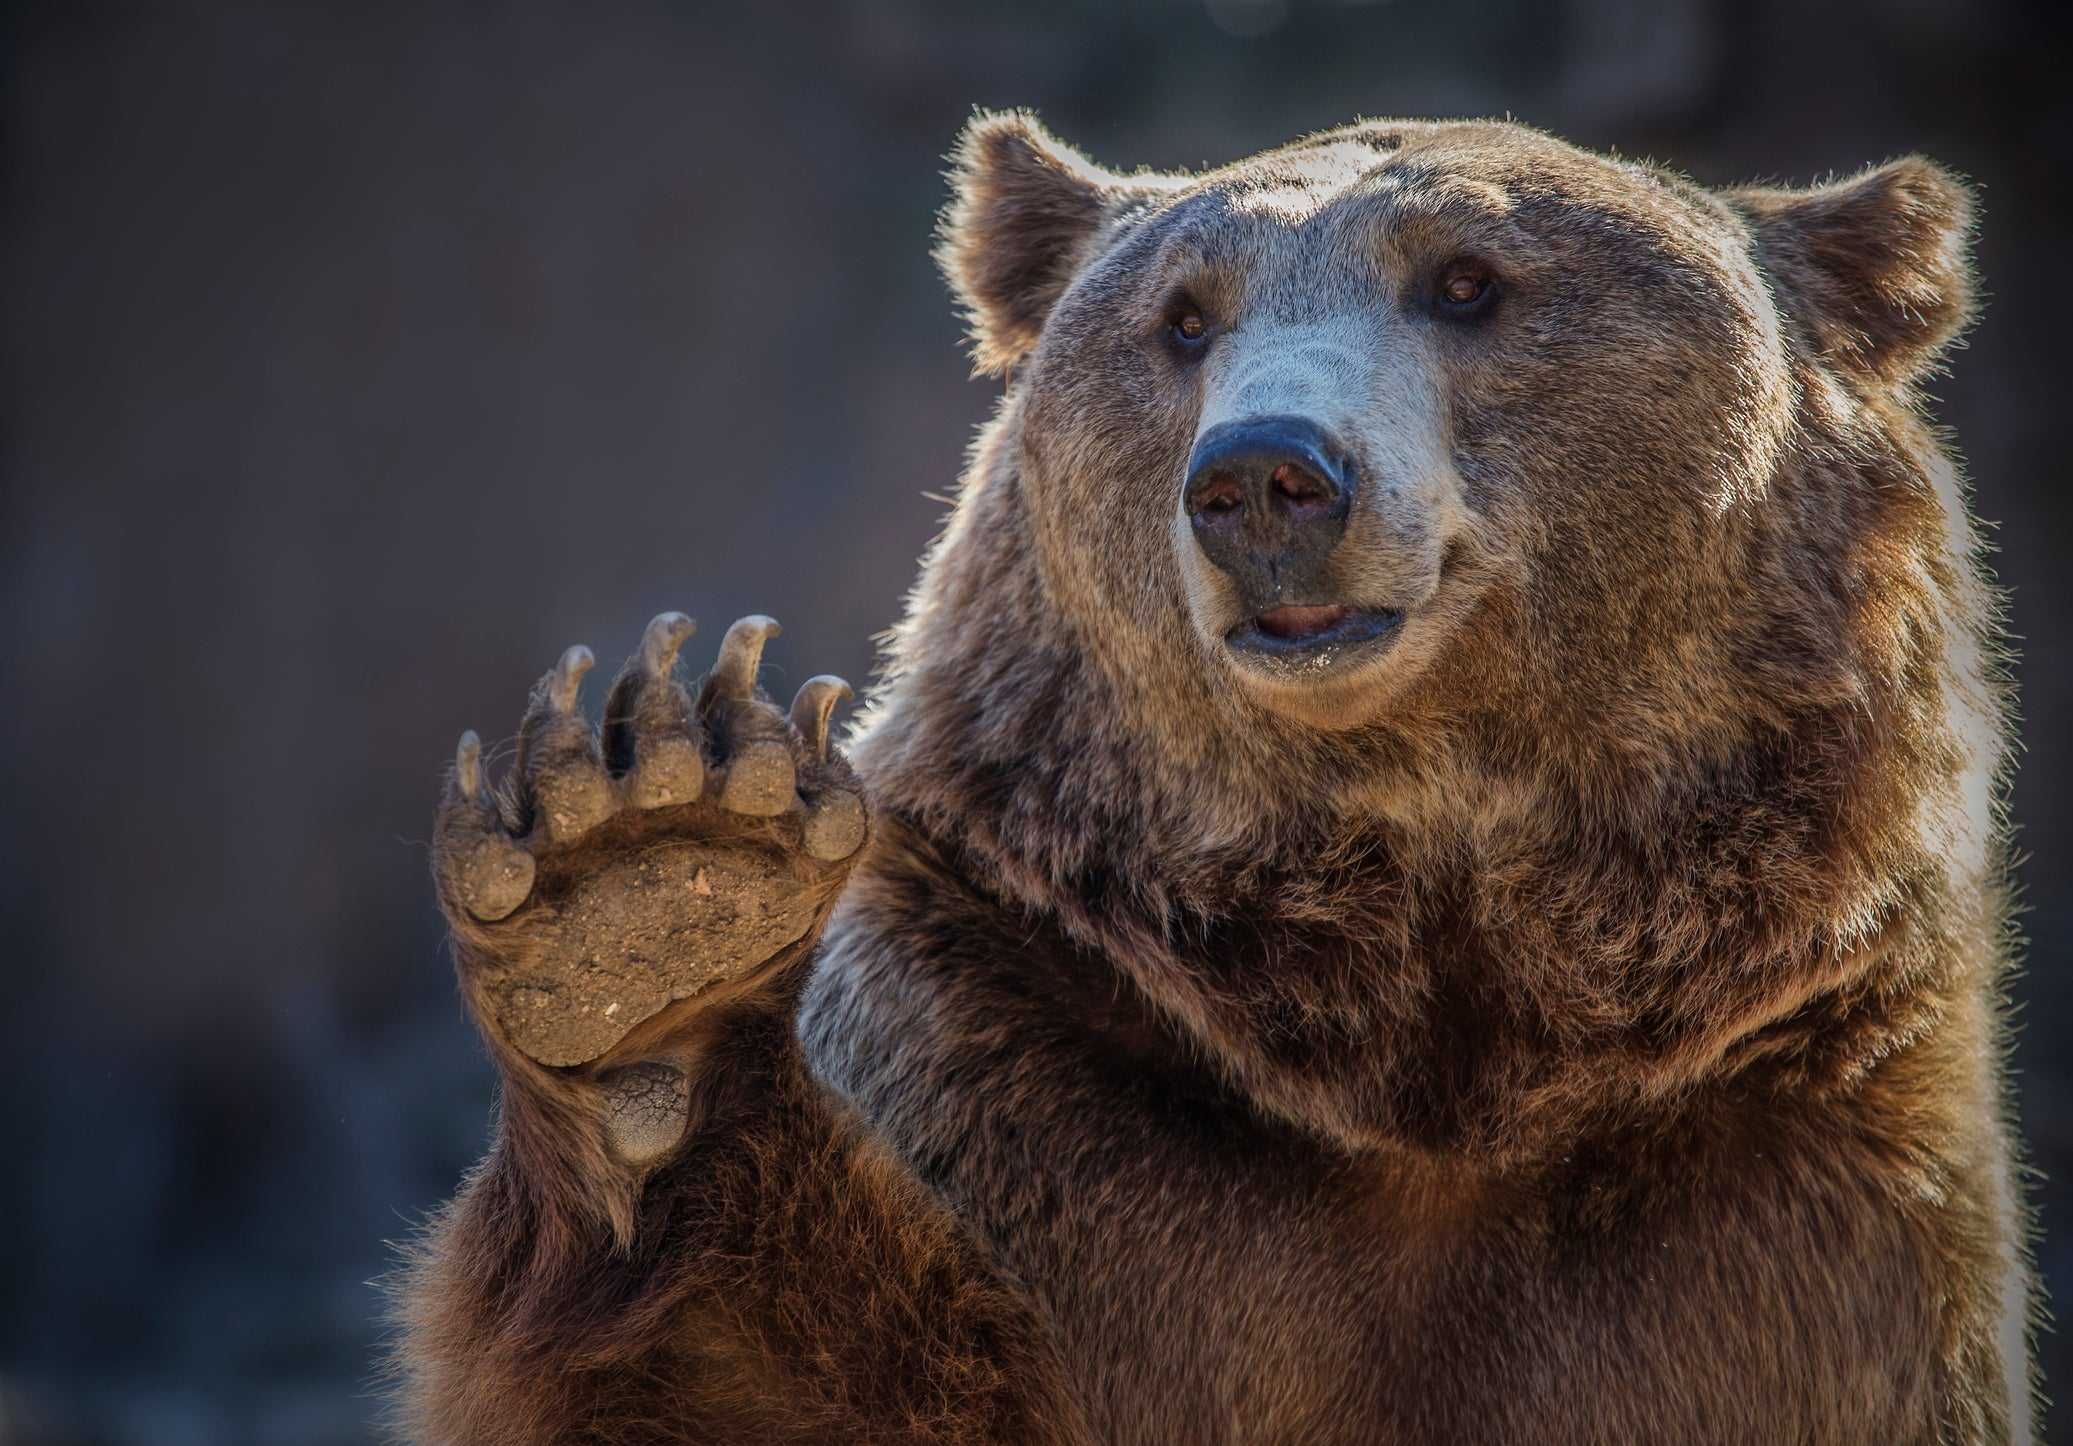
[398,114,2032,1443]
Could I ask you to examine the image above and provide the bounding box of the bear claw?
[639,611,696,678]
[705,615,780,703]
[455,729,486,800]
[549,644,595,712]
[789,675,853,761]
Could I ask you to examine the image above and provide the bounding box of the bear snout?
[1183,414,1355,607]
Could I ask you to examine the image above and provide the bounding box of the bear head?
[937,113,1974,751]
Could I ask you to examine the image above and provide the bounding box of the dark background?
[2,1,2067,1440]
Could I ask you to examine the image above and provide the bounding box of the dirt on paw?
[484,842,820,1066]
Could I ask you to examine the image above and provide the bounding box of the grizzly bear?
[395,113,2033,1443]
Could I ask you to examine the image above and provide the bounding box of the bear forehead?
[1102,119,1749,300]
[1165,119,1720,256]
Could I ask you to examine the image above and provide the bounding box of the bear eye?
[1165,295,1212,354]
[1436,260,1497,316]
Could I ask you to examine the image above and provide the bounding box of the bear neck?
[852,385,1998,1159]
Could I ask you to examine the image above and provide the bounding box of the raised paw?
[432,613,871,1067]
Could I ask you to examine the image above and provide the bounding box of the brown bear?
[395,113,2033,1444]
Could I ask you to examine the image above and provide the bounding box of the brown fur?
[399,114,2033,1443]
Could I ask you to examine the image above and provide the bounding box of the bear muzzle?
[1184,414,1406,674]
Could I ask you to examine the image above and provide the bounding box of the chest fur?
[801,900,1953,1444]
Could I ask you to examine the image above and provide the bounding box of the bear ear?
[1729,158,1977,388]
[937,111,1142,376]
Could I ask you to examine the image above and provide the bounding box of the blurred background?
[2,0,2067,1440]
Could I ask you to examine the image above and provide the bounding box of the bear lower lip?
[1224,606,1404,672]
[1257,604,1351,641]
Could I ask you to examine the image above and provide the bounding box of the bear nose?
[1183,416,1354,594]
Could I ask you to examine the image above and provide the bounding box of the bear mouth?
[1224,605,1404,675]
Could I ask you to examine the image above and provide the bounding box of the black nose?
[1183,416,1354,598]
